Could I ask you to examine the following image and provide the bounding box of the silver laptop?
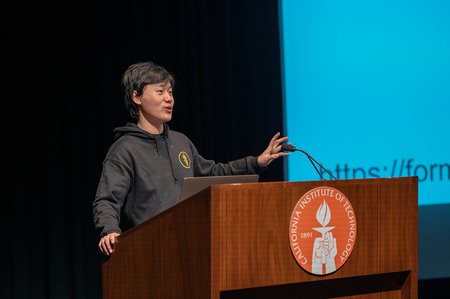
[179,174,259,201]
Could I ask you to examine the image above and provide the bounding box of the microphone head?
[281,143,296,152]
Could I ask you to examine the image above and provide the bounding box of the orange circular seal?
[289,186,357,275]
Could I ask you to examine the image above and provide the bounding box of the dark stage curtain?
[4,1,284,298]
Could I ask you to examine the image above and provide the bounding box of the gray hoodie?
[93,123,262,236]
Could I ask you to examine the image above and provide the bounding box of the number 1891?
[301,232,312,238]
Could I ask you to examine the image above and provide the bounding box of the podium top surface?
[179,174,259,201]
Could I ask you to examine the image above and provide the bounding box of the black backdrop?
[5,1,284,298]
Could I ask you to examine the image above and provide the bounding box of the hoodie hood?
[113,122,169,141]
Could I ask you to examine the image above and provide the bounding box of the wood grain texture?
[102,190,212,299]
[102,177,418,299]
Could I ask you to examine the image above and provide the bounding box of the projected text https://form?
[319,159,449,182]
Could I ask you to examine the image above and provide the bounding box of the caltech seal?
[289,186,357,275]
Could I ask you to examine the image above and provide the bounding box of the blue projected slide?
[280,0,449,205]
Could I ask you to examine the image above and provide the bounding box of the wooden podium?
[101,177,418,299]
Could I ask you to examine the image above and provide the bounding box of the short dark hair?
[121,61,175,121]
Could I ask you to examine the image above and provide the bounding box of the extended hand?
[257,132,289,167]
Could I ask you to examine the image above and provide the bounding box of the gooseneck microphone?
[281,144,337,180]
